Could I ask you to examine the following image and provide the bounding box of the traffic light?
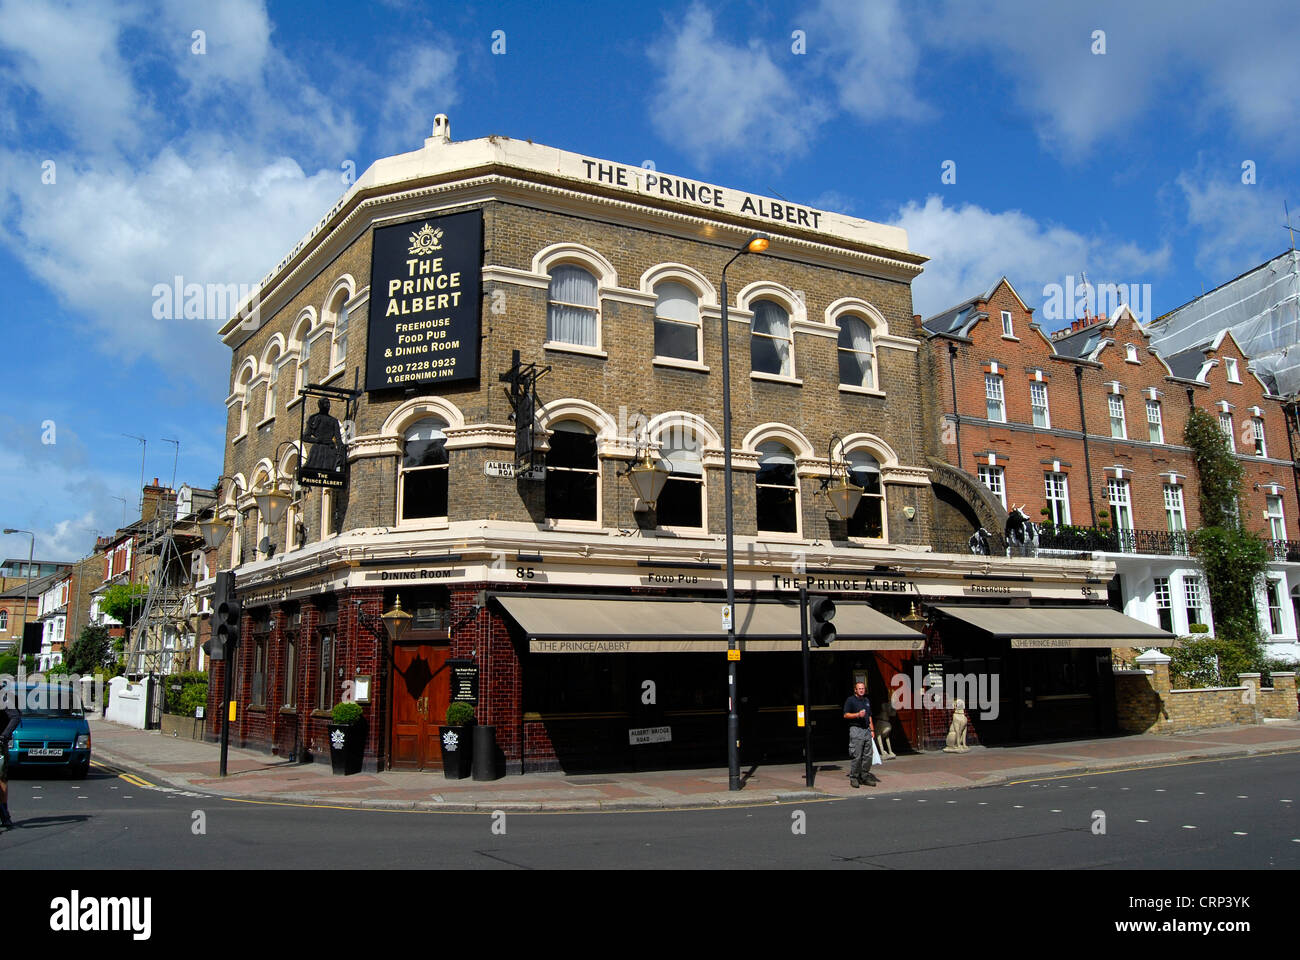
[809,595,836,647]
[205,571,240,661]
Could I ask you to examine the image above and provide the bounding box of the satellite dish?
[259,537,276,558]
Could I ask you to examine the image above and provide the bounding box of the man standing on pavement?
[0,683,21,828]
[843,680,878,787]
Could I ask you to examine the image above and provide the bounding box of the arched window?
[655,429,704,529]
[263,343,283,422]
[756,441,799,533]
[297,333,312,395]
[751,300,793,377]
[846,450,884,539]
[235,364,255,437]
[0,610,7,631]
[327,287,350,368]
[837,316,875,390]
[654,281,700,362]
[400,417,449,521]
[545,420,599,521]
[547,266,598,347]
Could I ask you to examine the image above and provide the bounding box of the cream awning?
[494,596,925,653]
[932,605,1175,649]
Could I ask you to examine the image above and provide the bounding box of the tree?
[67,624,113,675]
[100,583,148,625]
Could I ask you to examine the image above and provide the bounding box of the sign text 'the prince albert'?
[366,209,483,391]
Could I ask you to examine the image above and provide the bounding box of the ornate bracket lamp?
[619,421,672,509]
[818,433,864,522]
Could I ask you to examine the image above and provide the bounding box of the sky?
[1,0,1298,564]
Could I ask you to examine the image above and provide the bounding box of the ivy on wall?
[1183,406,1271,677]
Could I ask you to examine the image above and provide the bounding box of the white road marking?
[1013,805,1024,809]
[1195,791,1204,795]
[1050,809,1062,813]
[1136,819,1149,823]
[1182,825,1197,829]
[1237,795,1248,799]
[1233,832,1247,836]
[1155,788,1166,792]
[945,800,957,804]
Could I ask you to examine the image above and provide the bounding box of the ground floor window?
[1153,577,1173,634]
[316,632,335,711]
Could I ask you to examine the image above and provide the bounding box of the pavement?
[83,715,1300,812]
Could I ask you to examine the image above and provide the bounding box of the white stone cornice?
[880,465,933,487]
[875,333,921,353]
[348,434,400,460]
[444,423,515,450]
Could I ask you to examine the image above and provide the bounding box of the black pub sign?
[448,658,479,705]
[366,209,483,391]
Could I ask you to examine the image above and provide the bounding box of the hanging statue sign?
[298,397,348,488]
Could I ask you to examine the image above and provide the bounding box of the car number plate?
[28,748,64,757]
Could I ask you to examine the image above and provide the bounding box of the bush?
[1170,633,1271,688]
[1188,622,1210,633]
[446,702,475,726]
[47,662,70,676]
[165,671,210,715]
[332,701,364,725]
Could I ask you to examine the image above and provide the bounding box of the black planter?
[328,721,366,775]
[472,724,500,781]
[439,724,473,779]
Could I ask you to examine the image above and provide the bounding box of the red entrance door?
[390,644,451,769]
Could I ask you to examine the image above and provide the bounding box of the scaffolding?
[124,487,214,676]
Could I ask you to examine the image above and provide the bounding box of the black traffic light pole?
[219,636,234,777]
[208,571,241,778]
[800,586,813,787]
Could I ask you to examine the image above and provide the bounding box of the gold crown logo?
[407,224,444,256]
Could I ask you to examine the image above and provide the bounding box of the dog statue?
[874,703,897,760]
[943,698,970,753]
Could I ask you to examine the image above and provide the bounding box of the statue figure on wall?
[303,398,345,474]
[874,702,897,759]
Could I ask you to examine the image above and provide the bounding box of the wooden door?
[390,644,451,769]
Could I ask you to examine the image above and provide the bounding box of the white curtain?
[548,266,598,346]
[752,300,792,375]
[839,317,874,388]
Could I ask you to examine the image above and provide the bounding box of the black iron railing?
[930,523,1194,557]
[1268,539,1300,562]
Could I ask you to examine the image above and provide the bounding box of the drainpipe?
[1075,365,1097,526]
[948,342,962,468]
[1285,401,1300,529]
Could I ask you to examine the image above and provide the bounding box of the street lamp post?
[719,232,769,791]
[3,528,35,683]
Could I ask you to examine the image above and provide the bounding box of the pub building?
[202,115,1169,774]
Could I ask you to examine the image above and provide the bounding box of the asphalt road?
[3,751,1296,870]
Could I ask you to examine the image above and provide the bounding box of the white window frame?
[1001,310,1014,337]
[1108,394,1127,439]
[1265,578,1285,635]
[1153,576,1173,633]
[546,264,601,351]
[652,281,703,366]
[1108,478,1134,531]
[750,299,796,380]
[1225,357,1240,382]
[1146,400,1163,444]
[1184,575,1206,628]
[755,441,802,538]
[836,315,877,391]
[985,375,1006,423]
[1125,343,1139,363]
[397,417,450,527]
[1251,417,1267,457]
[1030,382,1050,428]
[1163,483,1185,533]
[1266,494,1286,540]
[1220,413,1235,453]
[1044,472,1070,525]
[978,464,1006,508]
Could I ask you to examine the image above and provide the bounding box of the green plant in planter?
[446,702,475,726]
[1188,622,1210,634]
[332,701,364,725]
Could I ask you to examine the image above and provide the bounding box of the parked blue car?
[5,681,92,778]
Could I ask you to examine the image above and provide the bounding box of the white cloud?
[0,0,152,154]
[893,195,1170,325]
[803,0,932,124]
[376,44,459,156]
[1175,172,1290,280]
[930,0,1300,156]
[647,4,830,169]
[0,146,344,385]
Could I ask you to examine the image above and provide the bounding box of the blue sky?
[2,0,1298,562]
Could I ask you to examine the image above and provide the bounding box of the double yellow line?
[91,759,155,789]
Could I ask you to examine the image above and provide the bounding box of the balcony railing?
[933,525,1300,561]
[1268,539,1300,562]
